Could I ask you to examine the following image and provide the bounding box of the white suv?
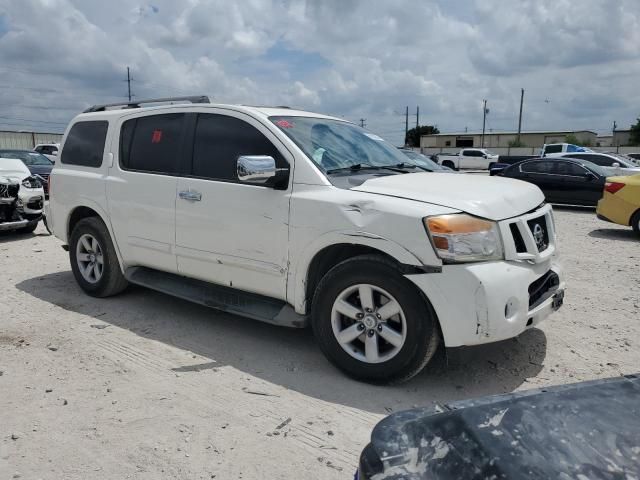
[47,96,565,383]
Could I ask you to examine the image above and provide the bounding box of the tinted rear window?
[61,121,108,167]
[120,114,185,174]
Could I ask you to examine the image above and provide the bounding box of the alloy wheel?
[76,233,104,284]
[331,284,407,364]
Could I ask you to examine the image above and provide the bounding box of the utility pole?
[359,118,367,128]
[404,106,409,145]
[416,106,419,129]
[613,120,617,133]
[517,88,524,145]
[481,99,487,148]
[126,66,132,103]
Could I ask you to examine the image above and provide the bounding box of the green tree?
[405,125,440,148]
[564,134,592,147]
[629,118,640,146]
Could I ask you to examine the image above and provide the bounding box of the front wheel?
[312,255,439,384]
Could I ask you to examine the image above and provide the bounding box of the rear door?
[460,149,481,169]
[174,110,292,300]
[107,112,186,273]
[519,160,558,201]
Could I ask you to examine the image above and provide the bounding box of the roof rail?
[83,95,211,113]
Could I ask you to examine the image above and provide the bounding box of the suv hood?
[352,172,544,221]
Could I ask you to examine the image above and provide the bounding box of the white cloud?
[0,0,638,144]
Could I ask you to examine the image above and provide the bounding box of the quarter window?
[120,114,185,174]
[521,161,553,173]
[191,114,285,181]
[61,121,108,167]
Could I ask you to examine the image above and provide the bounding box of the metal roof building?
[421,130,598,149]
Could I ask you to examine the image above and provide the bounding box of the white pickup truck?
[436,148,499,170]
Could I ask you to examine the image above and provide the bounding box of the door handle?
[178,189,202,201]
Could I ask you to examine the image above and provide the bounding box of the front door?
[175,111,292,300]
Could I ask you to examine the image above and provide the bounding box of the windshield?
[270,116,410,172]
[611,154,639,167]
[0,150,53,166]
[400,150,443,170]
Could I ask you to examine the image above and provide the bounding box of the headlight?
[424,214,503,263]
[22,176,42,188]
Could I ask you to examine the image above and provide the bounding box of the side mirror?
[483,154,488,159]
[237,155,288,189]
[612,162,620,168]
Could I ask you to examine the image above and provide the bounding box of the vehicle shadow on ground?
[0,230,48,244]
[588,228,638,243]
[16,271,547,415]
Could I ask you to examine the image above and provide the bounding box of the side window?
[464,150,481,157]
[191,114,285,181]
[521,161,553,173]
[544,145,563,154]
[553,161,587,176]
[120,113,185,174]
[61,121,108,167]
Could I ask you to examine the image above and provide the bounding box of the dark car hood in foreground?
[359,374,640,479]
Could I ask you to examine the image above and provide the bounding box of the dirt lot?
[1,207,638,479]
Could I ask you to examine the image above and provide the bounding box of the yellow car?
[596,174,640,236]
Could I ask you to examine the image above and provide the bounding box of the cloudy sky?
[0,0,638,144]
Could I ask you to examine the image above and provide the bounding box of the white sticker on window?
[364,133,385,141]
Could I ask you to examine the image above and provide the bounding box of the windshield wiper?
[326,163,413,174]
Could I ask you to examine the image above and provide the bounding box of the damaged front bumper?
[406,259,565,348]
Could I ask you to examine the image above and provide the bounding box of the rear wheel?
[69,217,128,297]
[631,210,640,237]
[312,255,439,384]
[442,160,456,170]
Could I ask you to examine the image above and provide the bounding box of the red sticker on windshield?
[151,130,163,143]
[275,120,293,129]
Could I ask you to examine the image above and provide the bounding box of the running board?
[125,267,308,328]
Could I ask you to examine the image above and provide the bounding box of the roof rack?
[83,95,211,113]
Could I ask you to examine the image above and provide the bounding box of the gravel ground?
[1,207,638,479]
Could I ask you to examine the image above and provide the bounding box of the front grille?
[528,270,560,309]
[0,183,19,199]
[527,216,549,252]
[509,223,527,253]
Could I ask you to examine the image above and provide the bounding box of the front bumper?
[407,259,564,347]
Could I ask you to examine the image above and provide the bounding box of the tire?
[631,210,640,237]
[18,220,38,234]
[442,160,456,170]
[69,217,128,297]
[311,254,439,384]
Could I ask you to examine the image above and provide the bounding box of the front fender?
[289,229,427,314]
